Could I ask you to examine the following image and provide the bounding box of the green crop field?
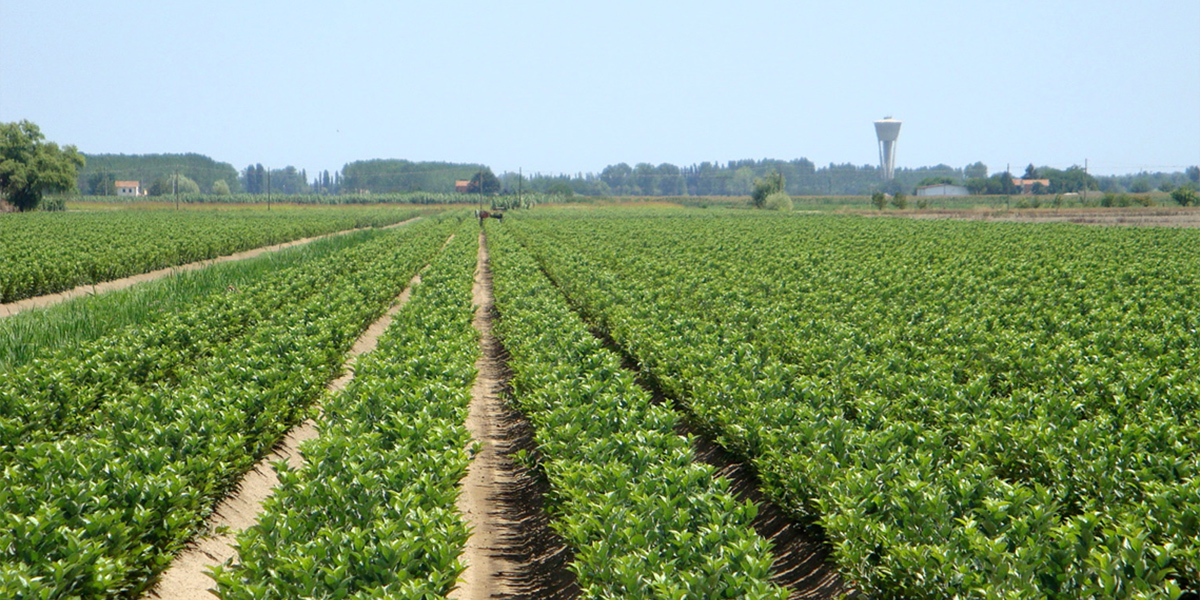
[0,205,429,303]
[1,205,1196,599]
[502,208,1199,599]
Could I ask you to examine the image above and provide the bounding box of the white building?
[916,183,970,197]
[115,181,142,197]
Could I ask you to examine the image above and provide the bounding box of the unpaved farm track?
[0,217,421,319]
[452,232,578,600]
[145,256,428,600]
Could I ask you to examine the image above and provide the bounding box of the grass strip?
[0,224,405,371]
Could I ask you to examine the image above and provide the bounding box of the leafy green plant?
[0,206,424,303]
[214,223,478,599]
[506,209,1200,598]
[0,217,462,599]
[488,224,788,599]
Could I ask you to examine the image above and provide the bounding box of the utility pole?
[1083,158,1089,205]
[518,167,522,208]
[174,168,179,210]
[267,168,272,211]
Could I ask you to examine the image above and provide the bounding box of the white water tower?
[874,117,902,181]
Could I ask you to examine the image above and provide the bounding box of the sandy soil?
[451,231,579,600]
[452,232,517,599]
[144,263,427,600]
[0,217,420,319]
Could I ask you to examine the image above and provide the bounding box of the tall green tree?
[751,171,784,208]
[79,153,239,194]
[467,168,501,194]
[148,173,200,196]
[0,121,85,211]
[1171,185,1198,207]
[964,161,988,179]
[88,171,117,196]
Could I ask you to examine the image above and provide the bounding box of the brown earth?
[451,231,578,600]
[0,217,420,319]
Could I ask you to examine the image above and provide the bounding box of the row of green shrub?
[213,222,478,598]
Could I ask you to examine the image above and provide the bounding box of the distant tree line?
[339,160,486,194]
[80,153,240,196]
[496,159,973,197]
[75,152,1200,200]
[241,164,309,195]
[500,160,1198,198]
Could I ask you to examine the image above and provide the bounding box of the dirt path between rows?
[452,231,578,600]
[0,217,420,319]
[144,247,431,600]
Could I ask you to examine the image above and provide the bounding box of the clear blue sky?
[2,0,1197,178]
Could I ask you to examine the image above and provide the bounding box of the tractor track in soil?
[451,231,579,600]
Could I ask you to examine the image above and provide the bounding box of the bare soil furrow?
[452,231,577,600]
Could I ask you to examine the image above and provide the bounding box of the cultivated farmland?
[504,209,1199,599]
[1,205,1196,600]
[0,205,425,303]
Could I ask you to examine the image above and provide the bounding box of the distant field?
[0,205,430,303]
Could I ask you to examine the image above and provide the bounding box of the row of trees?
[79,156,492,197]
[66,146,1200,201]
[500,160,982,197]
[501,161,1200,198]
[338,159,485,194]
[9,116,1199,207]
[241,165,309,195]
[80,153,240,196]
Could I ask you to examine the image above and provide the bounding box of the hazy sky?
[2,0,1197,178]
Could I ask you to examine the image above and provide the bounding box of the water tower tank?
[874,118,902,181]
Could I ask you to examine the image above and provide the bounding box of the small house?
[1010,178,1051,195]
[455,180,471,193]
[115,181,142,197]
